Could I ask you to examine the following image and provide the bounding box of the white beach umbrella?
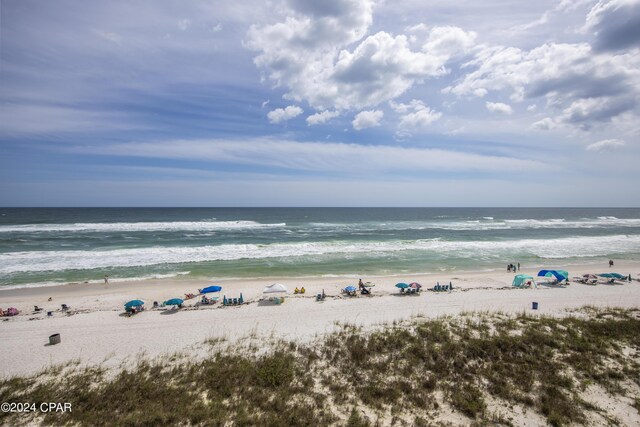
[263,283,288,294]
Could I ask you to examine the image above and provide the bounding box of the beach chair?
[34,305,43,312]
[61,304,69,311]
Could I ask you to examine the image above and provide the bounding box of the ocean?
[1,208,639,289]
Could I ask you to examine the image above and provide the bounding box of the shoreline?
[2,256,638,295]
[1,260,639,378]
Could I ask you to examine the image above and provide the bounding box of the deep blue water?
[1,208,639,288]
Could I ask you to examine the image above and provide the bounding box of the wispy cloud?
[72,137,547,174]
[585,138,625,151]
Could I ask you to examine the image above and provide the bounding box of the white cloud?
[267,105,303,124]
[531,117,557,130]
[585,138,625,151]
[246,1,477,111]
[352,110,383,130]
[392,100,442,129]
[449,41,640,129]
[211,23,223,33]
[75,137,546,174]
[485,101,513,115]
[527,104,537,111]
[307,110,340,125]
[177,19,191,31]
[584,0,640,51]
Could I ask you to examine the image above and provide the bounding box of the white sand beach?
[1,261,639,378]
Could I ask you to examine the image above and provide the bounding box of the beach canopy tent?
[164,298,184,306]
[124,300,144,308]
[598,272,626,280]
[537,270,569,281]
[263,283,288,294]
[201,285,222,294]
[395,283,409,289]
[512,275,535,287]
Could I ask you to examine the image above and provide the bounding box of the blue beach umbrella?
[344,285,357,292]
[124,300,144,308]
[395,282,409,289]
[164,298,184,306]
[201,285,222,294]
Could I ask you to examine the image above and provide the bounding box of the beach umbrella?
[597,273,615,278]
[409,282,422,289]
[344,285,357,292]
[164,298,184,306]
[124,300,144,308]
[201,285,222,294]
[263,283,288,293]
[395,282,409,289]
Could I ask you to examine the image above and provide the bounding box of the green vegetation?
[1,308,639,426]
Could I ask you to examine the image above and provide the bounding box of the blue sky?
[1,0,639,206]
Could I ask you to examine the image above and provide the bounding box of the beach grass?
[1,307,639,426]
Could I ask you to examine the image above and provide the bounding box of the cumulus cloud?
[391,100,442,129]
[448,41,640,129]
[246,0,476,111]
[307,110,340,125]
[585,0,640,52]
[559,96,637,129]
[267,105,303,123]
[485,101,513,115]
[585,138,625,151]
[352,110,383,130]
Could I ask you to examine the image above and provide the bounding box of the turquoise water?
[1,208,639,288]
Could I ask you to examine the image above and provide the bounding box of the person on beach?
[507,264,511,272]
[104,275,109,284]
[517,262,520,271]
[609,259,614,268]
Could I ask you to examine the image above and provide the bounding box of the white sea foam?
[2,235,639,274]
[0,271,191,291]
[306,217,640,231]
[0,220,286,233]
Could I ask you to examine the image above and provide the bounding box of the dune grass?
[1,307,639,426]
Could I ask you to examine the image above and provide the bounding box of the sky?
[0,0,639,207]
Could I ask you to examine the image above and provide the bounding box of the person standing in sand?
[104,275,109,284]
[609,260,614,268]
